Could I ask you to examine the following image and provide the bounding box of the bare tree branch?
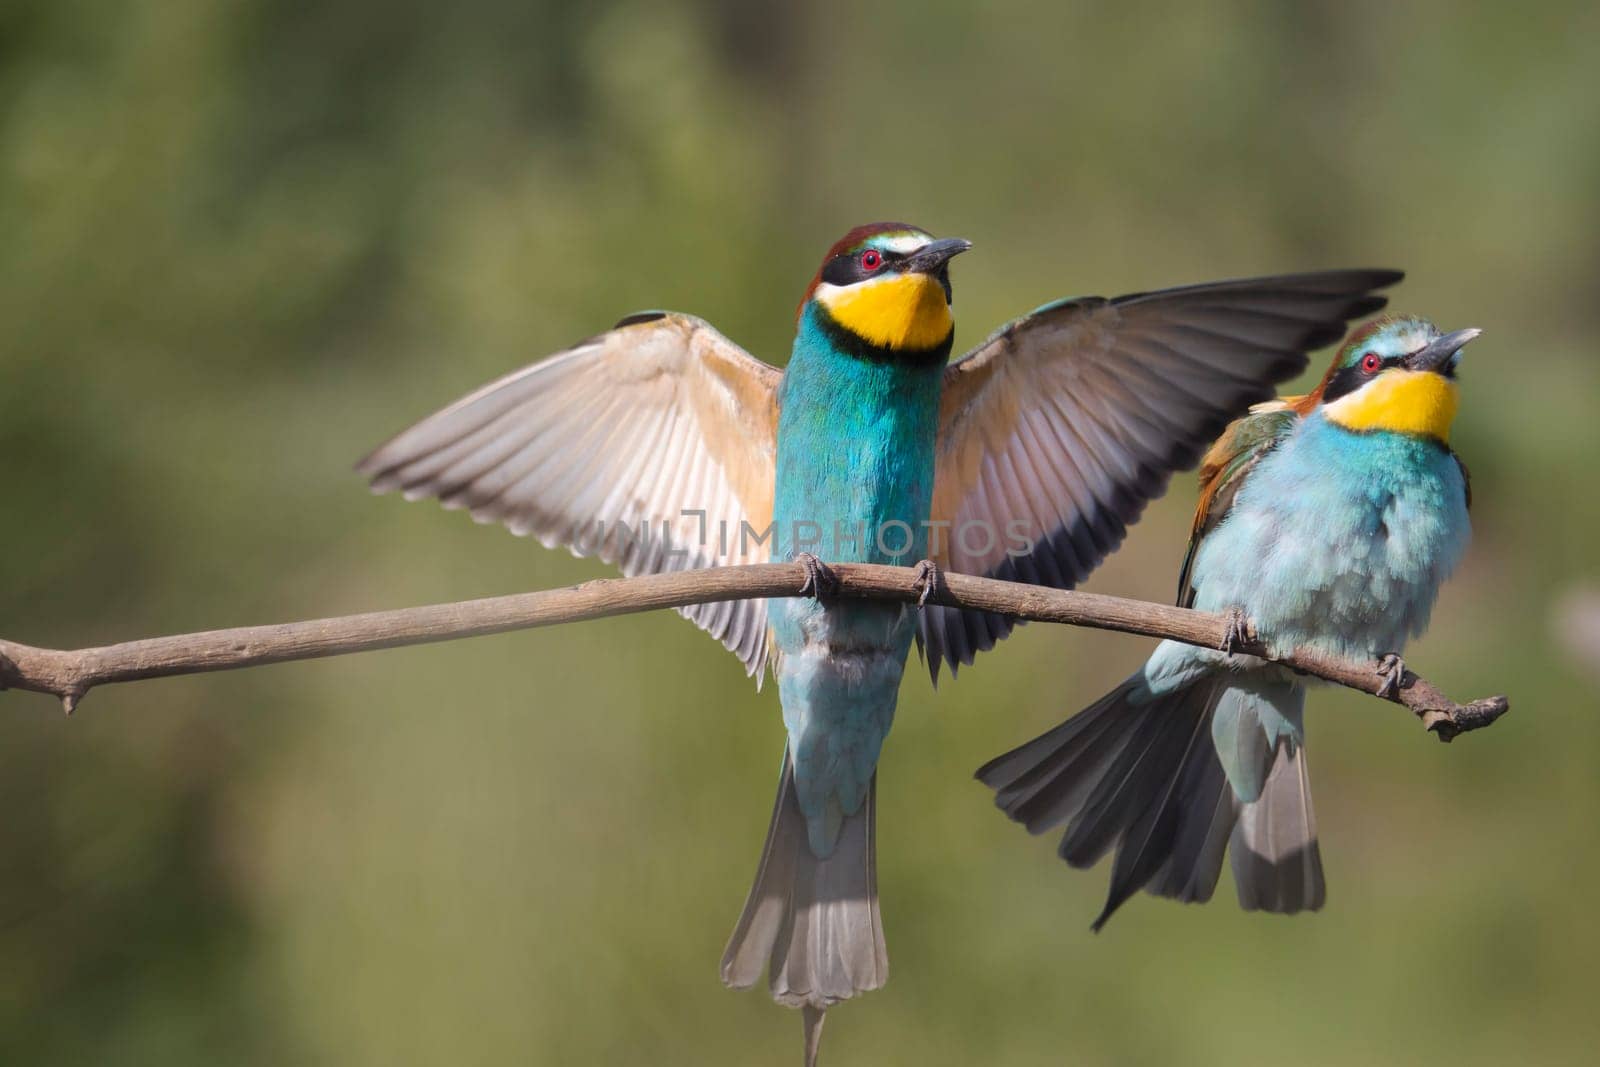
[0,562,1506,740]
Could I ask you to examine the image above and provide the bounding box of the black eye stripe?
[819,256,854,286]
[818,249,906,286]
[1322,352,1409,402]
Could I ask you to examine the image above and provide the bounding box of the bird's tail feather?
[978,675,1239,928]
[721,749,885,1064]
[979,667,1325,925]
[1232,740,1326,913]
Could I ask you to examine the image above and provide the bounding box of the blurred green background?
[3,0,1598,1063]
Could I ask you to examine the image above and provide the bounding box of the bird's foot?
[1219,608,1255,655]
[1376,653,1408,699]
[911,558,943,607]
[796,553,839,601]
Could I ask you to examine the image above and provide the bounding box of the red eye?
[859,249,882,270]
[1360,352,1382,373]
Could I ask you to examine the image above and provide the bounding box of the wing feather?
[924,269,1401,677]
[1175,402,1300,607]
[358,312,781,680]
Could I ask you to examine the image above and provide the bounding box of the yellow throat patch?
[1324,369,1459,442]
[818,272,953,351]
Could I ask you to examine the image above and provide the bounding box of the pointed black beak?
[908,235,966,275]
[905,237,971,303]
[904,237,973,273]
[1405,327,1482,373]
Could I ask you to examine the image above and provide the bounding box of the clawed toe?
[1219,608,1254,654]
[1376,653,1407,698]
[912,558,942,607]
[796,552,839,600]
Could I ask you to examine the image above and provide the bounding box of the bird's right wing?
[926,269,1402,678]
[357,312,782,681]
[1175,400,1302,607]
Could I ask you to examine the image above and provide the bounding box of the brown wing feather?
[358,312,781,679]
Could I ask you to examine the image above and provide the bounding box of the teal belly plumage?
[770,303,945,855]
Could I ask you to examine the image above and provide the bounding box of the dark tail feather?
[721,749,886,1054]
[977,675,1238,929]
[1232,741,1326,913]
[1091,681,1236,929]
[1147,731,1237,905]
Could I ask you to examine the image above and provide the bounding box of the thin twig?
[0,562,1507,740]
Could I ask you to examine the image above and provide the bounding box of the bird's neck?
[1303,409,1456,478]
[797,295,954,369]
[784,301,950,403]
[771,306,947,563]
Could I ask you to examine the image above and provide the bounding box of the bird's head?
[1311,316,1481,443]
[800,223,972,359]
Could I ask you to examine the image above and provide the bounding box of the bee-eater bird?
[357,223,1401,1063]
[978,316,1479,929]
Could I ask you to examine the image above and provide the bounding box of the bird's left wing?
[358,312,782,681]
[924,270,1402,679]
[1175,400,1301,607]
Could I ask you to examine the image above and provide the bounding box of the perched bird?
[357,223,1401,1063]
[977,316,1479,929]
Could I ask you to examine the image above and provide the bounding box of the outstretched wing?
[358,312,782,680]
[924,269,1402,678]
[1176,401,1301,607]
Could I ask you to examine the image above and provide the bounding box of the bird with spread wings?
[360,269,1399,680]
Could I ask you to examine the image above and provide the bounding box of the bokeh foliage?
[2,0,1598,1063]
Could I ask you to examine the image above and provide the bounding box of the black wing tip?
[1305,267,1405,290]
[1112,267,1407,308]
[1345,294,1393,318]
[613,310,669,329]
[1268,266,1406,289]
